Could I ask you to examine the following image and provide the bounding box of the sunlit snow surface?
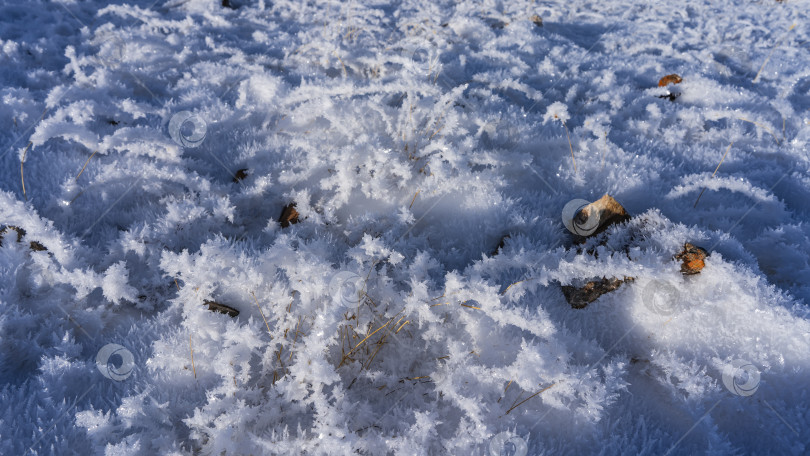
[1,0,809,454]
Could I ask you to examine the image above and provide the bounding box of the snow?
[1,0,809,454]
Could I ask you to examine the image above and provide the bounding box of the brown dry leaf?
[675,243,708,275]
[658,74,683,87]
[279,203,300,228]
[205,300,240,317]
[562,277,634,309]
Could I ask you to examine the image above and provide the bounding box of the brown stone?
[279,203,300,228]
[658,74,683,87]
[561,276,634,309]
[589,194,629,226]
[204,300,240,317]
[531,15,543,27]
[675,243,708,275]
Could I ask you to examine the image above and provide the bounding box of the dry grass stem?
[345,317,394,359]
[252,291,273,336]
[75,150,98,181]
[505,383,556,415]
[395,320,410,333]
[409,190,421,209]
[333,50,348,77]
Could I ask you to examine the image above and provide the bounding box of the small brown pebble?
[531,14,543,27]
[204,300,240,317]
[279,203,300,228]
[658,74,683,87]
[675,243,708,275]
[562,277,634,309]
[233,168,249,182]
[589,194,630,231]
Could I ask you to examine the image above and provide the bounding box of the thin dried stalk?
[505,383,556,415]
[75,150,98,181]
[252,291,273,336]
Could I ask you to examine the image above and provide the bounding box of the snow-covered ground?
[1,0,809,454]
